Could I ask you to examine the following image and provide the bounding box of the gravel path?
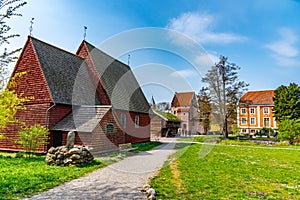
[22,138,177,200]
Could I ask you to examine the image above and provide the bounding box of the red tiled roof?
[171,92,194,107]
[240,90,275,105]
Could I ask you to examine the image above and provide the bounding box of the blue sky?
[6,0,300,103]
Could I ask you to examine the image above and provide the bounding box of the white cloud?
[265,28,300,67]
[167,12,246,44]
[170,69,197,78]
[194,53,219,67]
[272,54,300,67]
[265,28,298,57]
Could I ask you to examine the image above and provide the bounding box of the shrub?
[15,124,49,157]
[15,152,24,158]
[273,141,290,146]
[220,140,257,146]
[278,118,300,144]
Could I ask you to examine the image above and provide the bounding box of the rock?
[66,131,75,150]
[146,188,156,200]
[48,147,56,154]
[141,184,151,192]
[69,148,82,155]
[46,146,94,166]
[70,154,81,160]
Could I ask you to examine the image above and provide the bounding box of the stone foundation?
[46,146,94,166]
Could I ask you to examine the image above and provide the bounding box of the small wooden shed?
[150,110,181,140]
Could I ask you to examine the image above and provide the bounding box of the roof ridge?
[29,36,84,60]
[176,91,195,94]
[246,89,275,92]
[83,40,131,70]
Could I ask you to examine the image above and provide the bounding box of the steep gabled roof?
[51,106,111,132]
[240,90,275,105]
[82,41,150,114]
[171,92,194,107]
[30,37,99,105]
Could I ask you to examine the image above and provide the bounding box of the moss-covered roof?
[156,110,181,122]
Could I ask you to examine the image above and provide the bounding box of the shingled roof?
[83,42,150,114]
[51,106,111,132]
[30,37,99,105]
[171,92,195,107]
[240,90,275,105]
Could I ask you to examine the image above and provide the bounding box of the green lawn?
[150,143,300,199]
[0,154,103,199]
[132,141,162,152]
[0,141,161,199]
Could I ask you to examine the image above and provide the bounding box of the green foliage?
[150,144,300,199]
[0,72,30,139]
[232,124,239,135]
[198,87,211,134]
[0,153,102,199]
[258,127,274,137]
[156,110,181,121]
[0,0,27,139]
[15,124,49,157]
[278,118,300,144]
[15,151,24,158]
[273,83,300,122]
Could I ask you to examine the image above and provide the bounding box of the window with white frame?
[106,123,114,133]
[242,129,247,133]
[120,113,126,128]
[241,117,247,124]
[250,117,256,125]
[263,118,270,127]
[135,115,140,128]
[241,108,246,114]
[263,107,269,114]
[250,108,255,114]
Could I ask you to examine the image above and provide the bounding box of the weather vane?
[83,26,87,40]
[128,54,130,66]
[29,18,34,36]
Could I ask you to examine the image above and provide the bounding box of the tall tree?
[0,0,27,88]
[0,0,27,139]
[273,83,300,122]
[202,56,248,138]
[198,87,211,134]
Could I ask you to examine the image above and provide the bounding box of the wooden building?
[150,110,181,140]
[0,36,150,154]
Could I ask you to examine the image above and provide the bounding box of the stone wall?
[46,146,94,166]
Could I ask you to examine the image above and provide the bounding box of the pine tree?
[198,87,211,134]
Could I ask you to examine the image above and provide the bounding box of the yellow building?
[237,90,277,135]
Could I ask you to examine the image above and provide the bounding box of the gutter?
[44,102,56,152]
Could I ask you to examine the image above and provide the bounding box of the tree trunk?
[224,117,228,138]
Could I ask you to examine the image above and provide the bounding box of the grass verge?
[150,143,300,199]
[0,153,103,200]
[132,141,162,152]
